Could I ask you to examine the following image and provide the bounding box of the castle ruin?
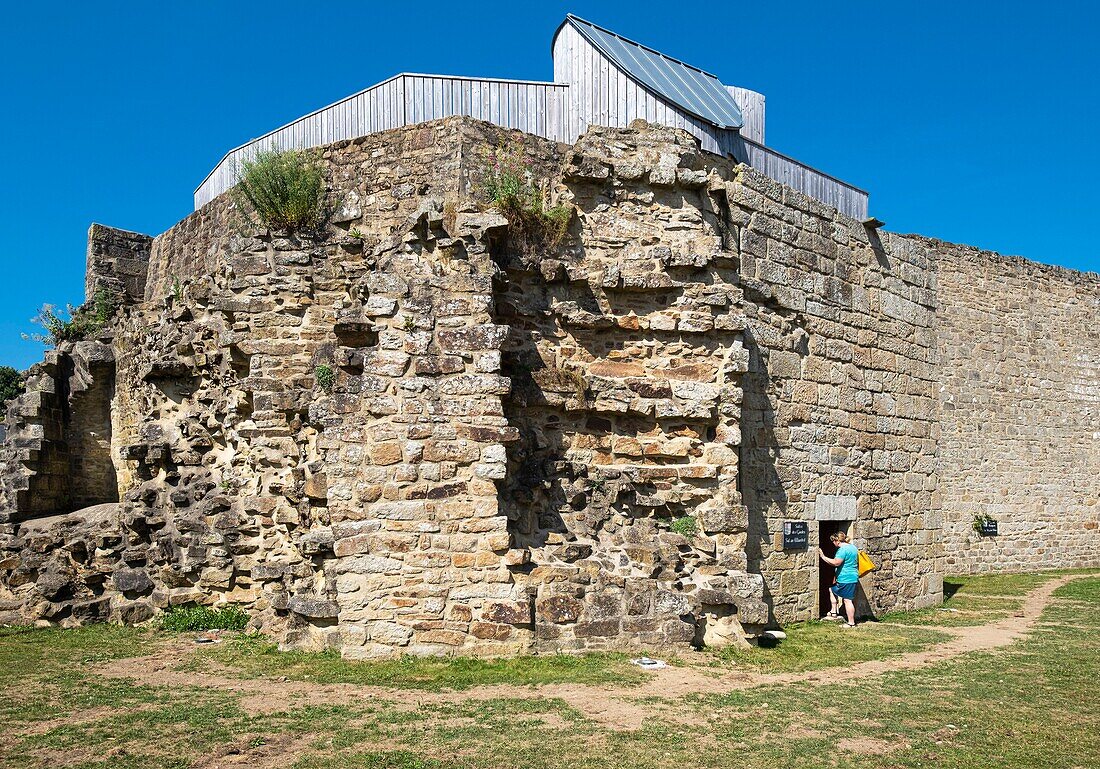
[0,18,1096,658]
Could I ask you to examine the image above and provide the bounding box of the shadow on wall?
[67,352,119,510]
[491,239,572,551]
[9,345,120,522]
[739,326,785,624]
[868,228,891,270]
[499,342,570,549]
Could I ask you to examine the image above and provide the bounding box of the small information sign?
[979,519,998,537]
[782,521,809,550]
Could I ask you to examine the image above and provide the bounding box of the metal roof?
[560,14,744,130]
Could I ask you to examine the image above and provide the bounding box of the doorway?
[818,519,852,617]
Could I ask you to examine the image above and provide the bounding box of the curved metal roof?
[558,14,744,130]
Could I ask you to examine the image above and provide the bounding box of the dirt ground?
[90,575,1076,735]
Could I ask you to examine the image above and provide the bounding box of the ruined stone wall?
[933,240,1100,573]
[0,342,120,524]
[1,120,491,635]
[302,125,564,659]
[0,353,74,522]
[62,342,118,509]
[489,123,940,636]
[106,119,542,652]
[86,224,151,303]
[495,126,767,651]
[3,116,1095,651]
[1,118,589,652]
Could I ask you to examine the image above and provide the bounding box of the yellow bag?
[857,550,876,577]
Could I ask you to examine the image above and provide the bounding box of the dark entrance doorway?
[818,519,852,617]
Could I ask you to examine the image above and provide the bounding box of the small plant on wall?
[670,516,698,537]
[233,147,326,233]
[314,363,336,393]
[480,141,572,254]
[24,287,120,347]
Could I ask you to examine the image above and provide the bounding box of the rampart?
[933,240,1100,572]
[0,117,1094,654]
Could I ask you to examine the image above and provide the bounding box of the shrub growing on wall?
[480,142,571,254]
[233,148,326,233]
[670,516,698,537]
[25,287,120,347]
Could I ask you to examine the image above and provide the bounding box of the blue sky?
[1,1,1097,369]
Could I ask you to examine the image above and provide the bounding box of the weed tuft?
[233,148,326,233]
[480,141,571,255]
[25,287,120,347]
[315,363,336,392]
[160,605,249,632]
[670,516,698,537]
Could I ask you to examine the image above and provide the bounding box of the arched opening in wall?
[66,353,120,509]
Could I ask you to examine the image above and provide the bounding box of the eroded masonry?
[0,118,1096,656]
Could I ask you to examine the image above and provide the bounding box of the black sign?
[782,521,809,550]
[979,520,998,537]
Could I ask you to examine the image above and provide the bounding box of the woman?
[819,531,859,627]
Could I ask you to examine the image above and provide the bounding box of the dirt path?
[93,575,1076,733]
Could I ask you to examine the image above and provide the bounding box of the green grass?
[159,604,249,632]
[1041,579,1100,628]
[883,568,1099,628]
[2,572,1097,769]
[715,620,949,672]
[943,571,1054,597]
[682,581,1100,769]
[189,634,646,691]
[881,593,1025,627]
[0,624,154,686]
[296,751,450,769]
[1053,576,1100,602]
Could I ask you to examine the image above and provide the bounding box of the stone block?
[114,568,154,595]
[416,629,467,646]
[483,601,530,625]
[536,595,583,624]
[470,622,512,640]
[369,621,414,646]
[698,504,748,534]
[289,595,340,619]
[736,599,769,625]
[573,619,620,638]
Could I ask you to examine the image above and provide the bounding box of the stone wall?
[0,352,74,522]
[731,174,942,622]
[108,119,534,653]
[495,125,768,651]
[0,116,1095,652]
[933,240,1100,572]
[61,342,118,510]
[85,224,152,304]
[0,341,118,524]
